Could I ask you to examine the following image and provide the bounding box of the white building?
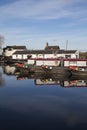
[12,49,79,60]
[3,46,26,57]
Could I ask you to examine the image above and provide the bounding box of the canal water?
[0,65,87,130]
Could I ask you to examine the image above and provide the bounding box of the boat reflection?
[61,79,87,87]
[2,64,87,87]
[16,72,87,87]
[35,77,87,87]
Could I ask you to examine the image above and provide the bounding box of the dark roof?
[13,49,77,55]
[4,46,26,50]
[45,45,60,50]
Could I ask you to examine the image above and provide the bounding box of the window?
[65,55,71,58]
[16,54,18,58]
[8,48,12,51]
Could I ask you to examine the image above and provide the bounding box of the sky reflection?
[0,66,87,129]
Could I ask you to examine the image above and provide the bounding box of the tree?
[0,35,4,54]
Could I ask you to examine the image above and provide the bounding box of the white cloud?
[0,0,86,20]
[0,0,87,51]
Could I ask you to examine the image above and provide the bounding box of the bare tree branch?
[0,35,4,54]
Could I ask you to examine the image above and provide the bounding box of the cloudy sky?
[0,0,87,50]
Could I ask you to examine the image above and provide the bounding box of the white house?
[3,46,26,57]
[12,49,79,60]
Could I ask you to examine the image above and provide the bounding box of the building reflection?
[34,78,60,85]
[2,64,16,75]
[0,72,5,86]
[34,77,87,87]
[60,80,87,87]
[2,64,87,87]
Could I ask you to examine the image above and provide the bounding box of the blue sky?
[0,0,87,50]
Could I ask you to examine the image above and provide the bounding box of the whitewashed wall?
[31,54,37,58]
[12,55,16,59]
[44,54,55,58]
[4,48,25,57]
[12,54,28,59]
[23,55,27,59]
[4,50,16,57]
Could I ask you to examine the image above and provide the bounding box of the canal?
[0,65,87,130]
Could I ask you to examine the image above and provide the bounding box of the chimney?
[46,42,48,48]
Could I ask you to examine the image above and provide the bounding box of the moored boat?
[15,63,71,78]
[71,69,87,77]
[69,66,87,78]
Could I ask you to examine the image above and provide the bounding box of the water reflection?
[1,64,87,88]
[0,68,5,87]
[2,64,16,75]
[1,65,87,129]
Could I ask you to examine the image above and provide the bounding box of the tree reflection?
[0,72,5,86]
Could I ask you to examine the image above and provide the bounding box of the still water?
[0,65,87,130]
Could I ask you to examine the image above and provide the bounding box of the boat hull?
[71,70,87,78]
[16,66,71,78]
